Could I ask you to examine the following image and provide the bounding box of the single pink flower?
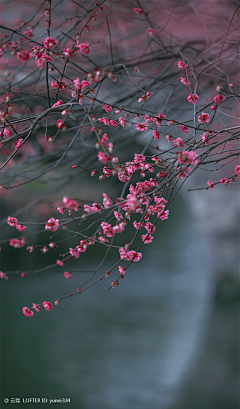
[45,217,59,232]
[136,122,148,132]
[56,119,63,129]
[62,196,79,211]
[207,180,214,190]
[43,301,53,311]
[17,50,31,61]
[53,100,64,107]
[32,303,41,312]
[64,271,72,279]
[198,113,210,123]
[119,116,127,127]
[22,306,34,317]
[15,138,23,149]
[146,28,156,37]
[213,94,225,104]
[56,259,65,266]
[0,271,8,280]
[16,224,27,231]
[153,130,160,140]
[180,125,189,134]
[7,216,18,227]
[43,37,58,49]
[118,266,126,275]
[133,8,143,14]
[9,238,24,248]
[235,165,240,176]
[187,93,199,104]
[77,43,92,55]
[63,48,71,57]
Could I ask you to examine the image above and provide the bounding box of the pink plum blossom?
[173,137,185,147]
[22,307,34,317]
[45,217,59,232]
[17,50,31,61]
[64,271,72,279]
[136,122,148,132]
[146,28,156,37]
[0,272,8,280]
[9,239,24,248]
[214,94,225,104]
[43,37,58,49]
[198,113,210,123]
[207,180,214,190]
[56,259,65,266]
[178,61,188,70]
[77,43,92,55]
[181,77,191,85]
[187,93,199,104]
[180,125,189,134]
[220,177,230,185]
[235,165,240,176]
[15,138,23,149]
[43,301,53,311]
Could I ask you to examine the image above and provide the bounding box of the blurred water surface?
[1,195,219,409]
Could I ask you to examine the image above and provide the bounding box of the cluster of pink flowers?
[84,203,103,214]
[173,137,185,147]
[73,78,91,91]
[51,81,66,90]
[126,194,141,211]
[98,151,108,164]
[7,217,27,232]
[220,177,230,186]
[177,150,199,165]
[178,61,188,70]
[138,92,151,103]
[119,247,142,262]
[102,104,112,113]
[181,77,191,85]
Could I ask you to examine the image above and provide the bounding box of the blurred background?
[0,0,239,408]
